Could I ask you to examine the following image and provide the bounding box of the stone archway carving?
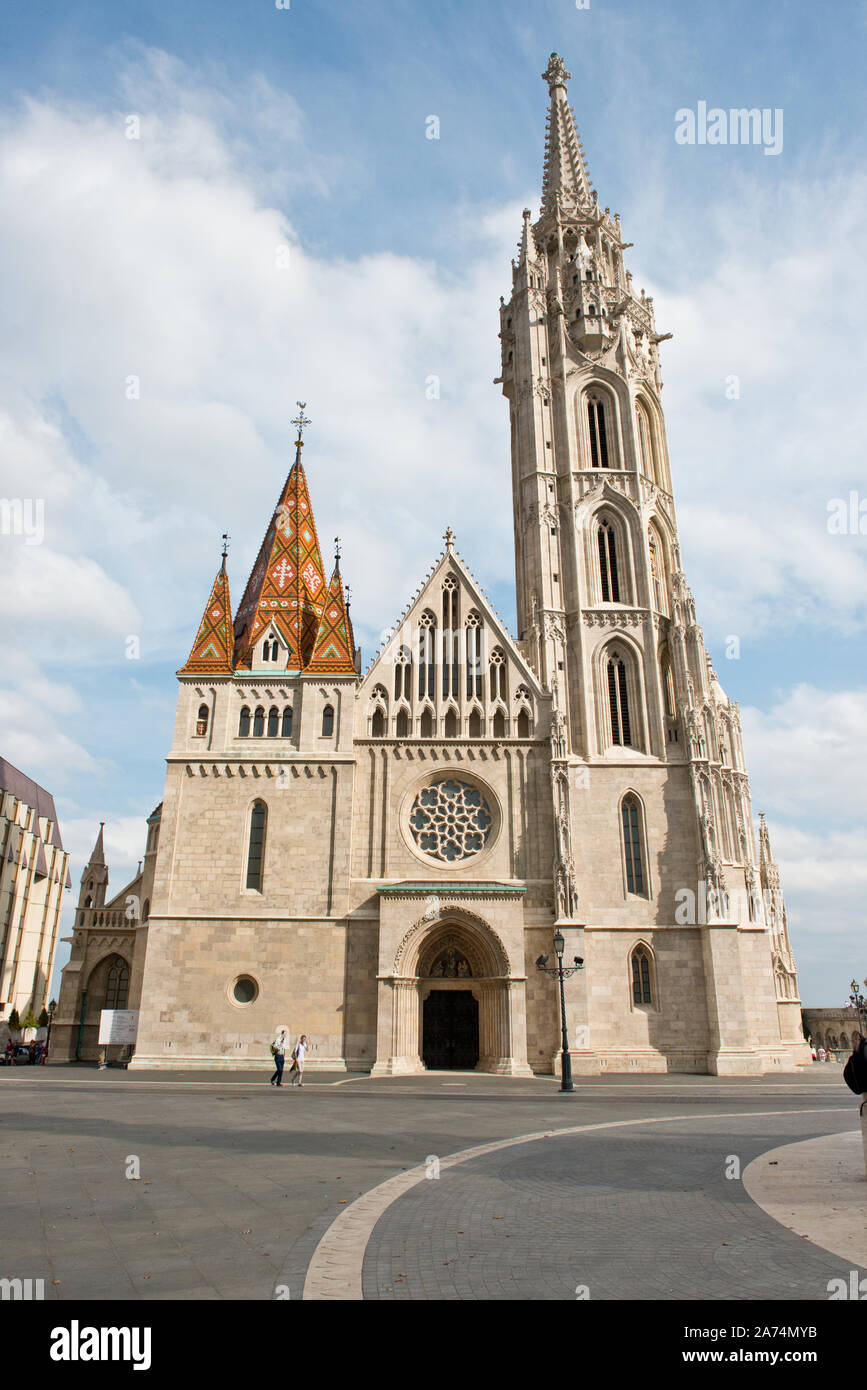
[393,905,511,978]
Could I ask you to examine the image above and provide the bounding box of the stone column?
[700,923,762,1075]
[477,979,533,1076]
[371,976,421,1076]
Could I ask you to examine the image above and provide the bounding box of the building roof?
[0,757,66,850]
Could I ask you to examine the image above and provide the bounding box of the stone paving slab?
[0,1069,856,1301]
[360,1112,864,1301]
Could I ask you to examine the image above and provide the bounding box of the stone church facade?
[57,53,809,1075]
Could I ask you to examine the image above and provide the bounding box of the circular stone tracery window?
[408,778,493,863]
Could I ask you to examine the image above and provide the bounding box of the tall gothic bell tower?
[500,54,809,1073]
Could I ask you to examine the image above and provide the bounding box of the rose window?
[409,778,493,862]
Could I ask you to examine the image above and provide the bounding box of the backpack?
[843,1043,867,1095]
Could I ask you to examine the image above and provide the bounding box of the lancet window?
[587,395,610,468]
[245,801,267,892]
[597,519,621,602]
[622,797,646,895]
[418,611,437,699]
[465,611,483,698]
[442,577,459,698]
[607,652,632,747]
[630,945,653,1004]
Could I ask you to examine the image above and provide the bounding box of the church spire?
[78,822,108,910]
[541,52,594,216]
[306,553,357,674]
[233,407,328,670]
[178,541,234,676]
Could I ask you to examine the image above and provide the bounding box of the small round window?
[231,975,258,1005]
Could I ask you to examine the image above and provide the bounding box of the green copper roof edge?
[376,882,526,895]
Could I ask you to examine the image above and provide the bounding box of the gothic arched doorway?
[372,909,532,1076]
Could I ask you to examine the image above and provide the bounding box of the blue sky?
[1,0,865,1005]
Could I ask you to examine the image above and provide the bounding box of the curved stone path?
[304,1108,863,1301]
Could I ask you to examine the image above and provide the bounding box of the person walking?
[843,1031,867,1179]
[289,1035,308,1086]
[270,1028,288,1087]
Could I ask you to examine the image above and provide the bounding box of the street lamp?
[46,999,57,1057]
[849,979,867,1037]
[536,930,584,1093]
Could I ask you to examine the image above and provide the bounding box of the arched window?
[587,395,610,468]
[394,646,412,701]
[196,704,209,736]
[517,709,531,738]
[246,801,267,892]
[104,956,130,1010]
[660,646,676,720]
[444,708,459,738]
[263,637,280,662]
[630,945,652,1005]
[371,708,386,737]
[239,706,251,738]
[489,648,507,702]
[636,403,655,482]
[622,797,646,894]
[648,526,668,615]
[420,708,434,738]
[322,705,335,738]
[465,612,483,698]
[468,708,483,738]
[493,710,506,738]
[267,706,279,738]
[418,611,437,699]
[607,652,632,746]
[253,706,265,738]
[395,709,410,737]
[282,707,293,738]
[442,577,459,698]
[597,519,621,602]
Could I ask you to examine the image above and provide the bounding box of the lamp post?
[849,979,867,1038]
[536,929,584,1093]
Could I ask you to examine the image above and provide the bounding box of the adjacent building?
[0,758,71,1022]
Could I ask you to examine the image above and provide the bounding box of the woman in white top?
[290,1035,308,1086]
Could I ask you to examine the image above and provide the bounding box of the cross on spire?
[334,535,341,571]
[444,526,456,553]
[291,401,311,450]
[220,531,230,572]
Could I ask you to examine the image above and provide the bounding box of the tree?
[38,1008,49,1028]
[21,1009,37,1030]
[7,1008,20,1032]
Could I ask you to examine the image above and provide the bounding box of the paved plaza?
[0,1066,863,1301]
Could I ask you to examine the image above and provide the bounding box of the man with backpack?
[269,1028,288,1087]
[843,1031,867,1179]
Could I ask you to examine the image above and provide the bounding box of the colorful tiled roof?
[179,562,234,675]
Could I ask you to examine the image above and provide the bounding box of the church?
[54,54,809,1075]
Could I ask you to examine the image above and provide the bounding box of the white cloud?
[741,685,867,823]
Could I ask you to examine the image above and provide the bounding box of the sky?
[0,0,865,1007]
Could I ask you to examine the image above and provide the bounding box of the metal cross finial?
[291,401,311,441]
[221,532,230,560]
[444,526,455,553]
[334,536,341,570]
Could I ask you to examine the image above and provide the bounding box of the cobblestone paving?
[0,1067,856,1300]
[362,1112,864,1301]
